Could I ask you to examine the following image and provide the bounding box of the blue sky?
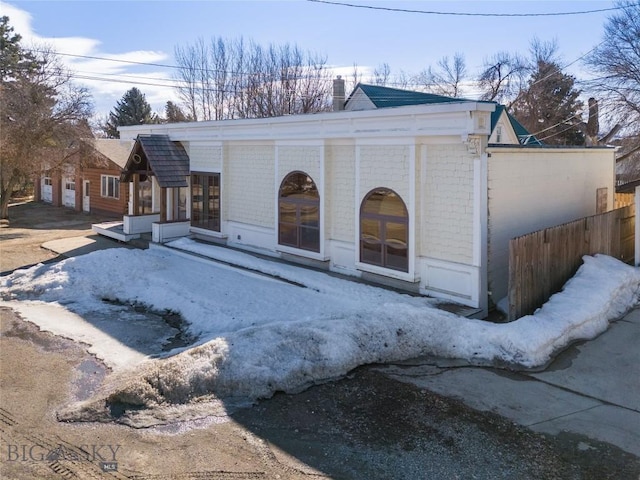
[3,0,618,117]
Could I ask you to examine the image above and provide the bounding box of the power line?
[24,47,607,142]
[32,50,182,71]
[30,46,598,94]
[26,48,329,79]
[61,67,597,143]
[536,118,585,142]
[72,68,181,83]
[306,0,631,17]
[72,73,180,90]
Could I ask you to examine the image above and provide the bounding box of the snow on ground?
[1,238,639,425]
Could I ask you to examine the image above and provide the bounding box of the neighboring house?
[36,139,132,216]
[82,139,133,215]
[108,80,615,317]
[344,83,543,146]
[36,165,78,209]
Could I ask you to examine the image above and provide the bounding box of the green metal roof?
[507,112,543,146]
[352,83,473,108]
[351,84,542,146]
[490,104,507,132]
[489,104,543,146]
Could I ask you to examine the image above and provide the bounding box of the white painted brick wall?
[226,144,275,228]
[421,144,474,264]
[277,146,321,184]
[414,147,422,255]
[188,144,222,172]
[327,145,355,242]
[358,145,411,201]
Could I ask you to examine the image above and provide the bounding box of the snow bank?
[2,240,638,425]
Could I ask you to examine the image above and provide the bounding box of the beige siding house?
[114,83,615,317]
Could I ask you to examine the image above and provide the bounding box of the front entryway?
[41,177,53,203]
[63,176,76,208]
[83,180,90,212]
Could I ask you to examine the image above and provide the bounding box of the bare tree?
[195,38,214,121]
[174,43,200,121]
[477,51,528,104]
[344,62,363,95]
[298,53,332,113]
[173,36,332,120]
[211,36,229,120]
[529,37,560,66]
[414,52,467,97]
[372,63,391,86]
[227,37,247,119]
[1,22,93,219]
[584,1,640,146]
[394,69,411,89]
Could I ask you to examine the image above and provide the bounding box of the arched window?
[278,171,320,252]
[360,188,408,272]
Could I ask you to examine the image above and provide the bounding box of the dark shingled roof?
[121,134,189,188]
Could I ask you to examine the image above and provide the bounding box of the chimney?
[586,97,599,146]
[333,76,345,111]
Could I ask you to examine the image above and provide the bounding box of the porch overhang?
[120,134,189,188]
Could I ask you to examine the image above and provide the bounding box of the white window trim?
[100,175,120,199]
[274,145,326,259]
[353,142,418,282]
[190,172,221,232]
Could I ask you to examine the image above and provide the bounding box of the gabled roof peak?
[349,84,542,145]
[120,134,189,188]
[351,83,475,109]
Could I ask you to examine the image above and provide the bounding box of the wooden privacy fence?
[615,192,635,208]
[508,204,635,320]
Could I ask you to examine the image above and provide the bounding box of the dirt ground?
[0,201,122,274]
[1,202,639,480]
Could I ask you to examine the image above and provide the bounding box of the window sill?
[155,219,190,225]
[190,226,227,239]
[355,261,419,283]
[276,245,329,262]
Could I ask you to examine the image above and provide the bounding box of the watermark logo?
[6,444,120,472]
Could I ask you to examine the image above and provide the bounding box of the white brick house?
[116,85,615,317]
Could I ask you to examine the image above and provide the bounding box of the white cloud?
[2,3,34,42]
[3,3,178,118]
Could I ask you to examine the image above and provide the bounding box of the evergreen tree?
[104,87,158,138]
[510,60,584,145]
[0,16,38,82]
[164,100,192,123]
